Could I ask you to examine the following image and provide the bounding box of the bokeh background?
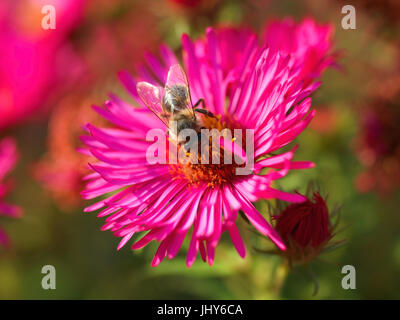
[1,0,400,299]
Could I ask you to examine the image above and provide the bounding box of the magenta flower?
[82,22,333,267]
[0,0,86,129]
[0,137,21,248]
[263,17,336,87]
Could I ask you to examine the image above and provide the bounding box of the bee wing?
[136,82,169,127]
[166,64,195,116]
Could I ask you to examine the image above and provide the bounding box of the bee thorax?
[163,85,189,113]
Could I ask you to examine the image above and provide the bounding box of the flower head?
[263,17,336,87]
[0,137,21,249]
[273,192,334,264]
[82,21,334,267]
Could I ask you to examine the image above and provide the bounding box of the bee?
[137,64,214,150]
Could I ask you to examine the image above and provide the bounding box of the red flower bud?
[274,192,333,264]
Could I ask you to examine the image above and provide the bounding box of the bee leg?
[193,98,205,109]
[194,108,215,118]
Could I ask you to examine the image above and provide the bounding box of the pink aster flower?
[0,137,21,248]
[263,17,336,87]
[82,22,333,267]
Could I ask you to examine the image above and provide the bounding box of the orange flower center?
[170,114,246,188]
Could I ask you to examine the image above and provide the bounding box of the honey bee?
[137,64,214,150]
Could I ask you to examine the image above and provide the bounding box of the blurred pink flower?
[33,1,160,210]
[192,18,335,95]
[263,17,336,87]
[192,27,257,81]
[0,0,86,129]
[34,94,107,210]
[79,1,160,81]
[81,22,333,267]
[0,137,21,248]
